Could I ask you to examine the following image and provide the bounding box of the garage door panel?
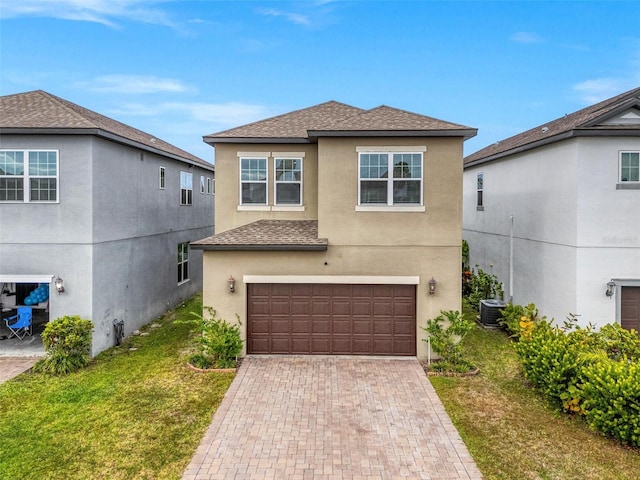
[247,283,415,355]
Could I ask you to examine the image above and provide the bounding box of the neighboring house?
[0,90,215,355]
[192,101,476,358]
[463,87,640,330]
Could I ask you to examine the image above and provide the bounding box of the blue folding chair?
[3,306,33,340]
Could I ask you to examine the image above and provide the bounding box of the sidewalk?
[0,357,40,384]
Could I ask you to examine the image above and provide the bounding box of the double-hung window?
[180,171,193,205]
[620,152,639,183]
[177,242,189,284]
[240,157,267,205]
[274,157,302,205]
[0,150,59,202]
[358,151,423,206]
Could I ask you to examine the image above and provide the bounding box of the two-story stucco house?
[192,101,476,358]
[463,86,640,331]
[0,90,214,355]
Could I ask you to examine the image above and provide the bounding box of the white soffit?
[0,274,54,284]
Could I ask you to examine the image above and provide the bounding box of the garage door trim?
[244,275,420,285]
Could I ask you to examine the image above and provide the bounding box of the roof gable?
[0,90,211,168]
[465,86,640,166]
[206,101,476,143]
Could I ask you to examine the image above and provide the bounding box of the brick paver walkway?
[0,357,39,384]
[183,356,482,479]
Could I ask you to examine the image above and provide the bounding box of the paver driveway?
[183,356,482,480]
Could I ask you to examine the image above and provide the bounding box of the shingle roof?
[205,101,476,143]
[465,86,640,166]
[0,90,212,169]
[191,220,328,251]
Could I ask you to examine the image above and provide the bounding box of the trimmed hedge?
[511,306,640,446]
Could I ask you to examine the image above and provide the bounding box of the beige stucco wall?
[204,134,464,359]
[201,244,460,359]
[213,143,318,233]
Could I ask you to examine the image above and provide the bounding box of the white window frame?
[180,171,193,205]
[274,156,303,206]
[356,146,425,212]
[239,155,268,207]
[476,172,484,210]
[159,166,166,189]
[200,175,206,194]
[619,151,640,183]
[177,242,190,285]
[0,149,59,203]
[206,177,212,195]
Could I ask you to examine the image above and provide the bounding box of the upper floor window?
[180,171,193,205]
[275,157,302,205]
[206,177,212,195]
[200,175,206,194]
[240,157,267,205]
[476,173,484,210]
[159,166,165,189]
[0,150,58,203]
[358,152,422,206]
[620,152,639,183]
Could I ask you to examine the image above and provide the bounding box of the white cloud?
[256,7,312,26]
[0,0,178,28]
[78,75,193,94]
[572,78,632,104]
[510,31,545,44]
[110,101,278,131]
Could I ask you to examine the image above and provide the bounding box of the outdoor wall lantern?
[55,276,65,294]
[606,280,616,298]
[228,276,236,294]
[428,277,437,295]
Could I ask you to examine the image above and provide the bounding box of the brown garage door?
[247,283,416,356]
[621,286,640,332]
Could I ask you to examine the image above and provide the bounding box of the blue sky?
[1,0,639,162]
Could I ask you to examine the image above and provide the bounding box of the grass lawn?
[430,303,640,480]
[0,294,234,480]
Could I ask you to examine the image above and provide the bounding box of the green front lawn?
[0,294,234,480]
[430,303,640,480]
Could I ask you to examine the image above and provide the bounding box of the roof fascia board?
[307,129,477,139]
[203,137,311,145]
[190,243,328,251]
[1,127,213,170]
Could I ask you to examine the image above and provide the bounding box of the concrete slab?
[183,356,482,479]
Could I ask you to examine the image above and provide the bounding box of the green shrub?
[189,307,243,369]
[33,315,94,375]
[499,302,544,338]
[465,268,503,309]
[580,357,640,446]
[422,310,476,372]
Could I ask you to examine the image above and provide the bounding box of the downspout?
[509,215,514,303]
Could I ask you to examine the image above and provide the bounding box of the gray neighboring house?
[0,90,214,355]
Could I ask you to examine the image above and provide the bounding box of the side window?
[180,171,193,205]
[200,175,206,194]
[177,242,189,284]
[274,158,302,205]
[620,152,639,183]
[476,173,484,210]
[159,166,166,189]
[240,157,267,205]
[206,177,212,195]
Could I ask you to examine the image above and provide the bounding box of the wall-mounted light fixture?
[606,280,616,298]
[428,277,437,295]
[54,276,65,294]
[228,276,236,294]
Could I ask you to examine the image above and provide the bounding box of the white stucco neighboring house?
[463,87,640,330]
